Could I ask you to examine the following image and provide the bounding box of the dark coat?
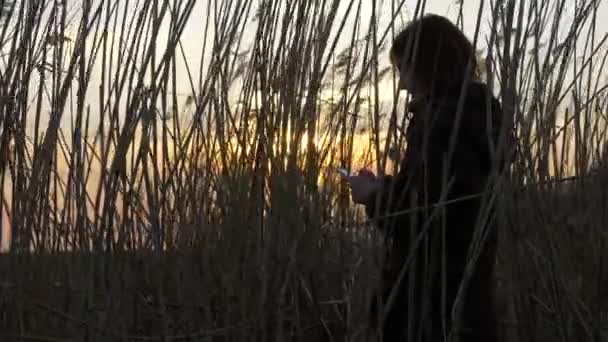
[365,81,510,342]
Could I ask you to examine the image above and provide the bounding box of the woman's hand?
[346,169,381,205]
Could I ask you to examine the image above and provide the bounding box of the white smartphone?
[336,167,350,178]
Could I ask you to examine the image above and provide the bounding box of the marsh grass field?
[1,0,608,340]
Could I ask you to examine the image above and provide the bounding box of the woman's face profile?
[394,61,423,96]
[391,53,424,95]
[398,66,415,92]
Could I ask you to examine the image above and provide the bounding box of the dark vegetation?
[0,0,607,341]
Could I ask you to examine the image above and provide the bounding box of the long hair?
[390,14,479,92]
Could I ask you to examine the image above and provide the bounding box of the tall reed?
[0,0,606,341]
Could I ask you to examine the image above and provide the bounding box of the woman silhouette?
[348,14,511,342]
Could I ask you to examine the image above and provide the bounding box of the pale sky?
[12,0,608,132]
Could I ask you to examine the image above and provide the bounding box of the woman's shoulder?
[463,81,501,108]
[413,80,501,117]
[405,81,504,140]
[441,80,501,110]
[438,81,503,128]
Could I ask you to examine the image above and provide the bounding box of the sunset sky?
[15,0,608,133]
[2,0,608,251]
